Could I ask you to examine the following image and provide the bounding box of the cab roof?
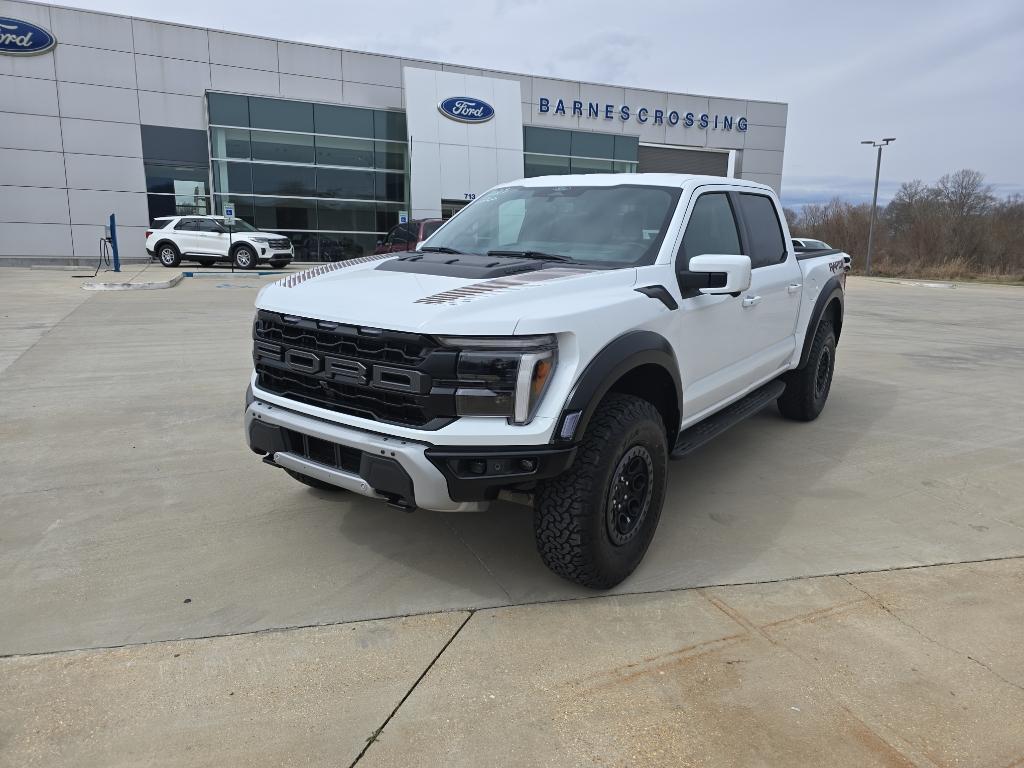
[500,172,774,193]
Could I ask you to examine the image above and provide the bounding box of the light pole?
[860,137,895,276]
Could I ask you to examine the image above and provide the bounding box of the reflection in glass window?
[249,97,314,133]
[373,110,407,141]
[252,164,316,196]
[208,93,249,127]
[316,200,376,231]
[523,127,572,155]
[614,134,639,161]
[375,172,406,203]
[253,197,316,230]
[211,160,252,196]
[571,131,615,160]
[374,141,406,171]
[316,167,376,199]
[315,135,374,168]
[570,157,614,174]
[314,103,374,138]
[144,162,208,195]
[210,127,251,160]
[147,193,210,218]
[250,130,314,164]
[524,153,570,177]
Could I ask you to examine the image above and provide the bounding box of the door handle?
[742,295,762,308]
[788,283,802,294]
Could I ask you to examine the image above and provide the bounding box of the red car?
[374,219,444,254]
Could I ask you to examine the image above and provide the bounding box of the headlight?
[251,237,269,243]
[437,335,557,425]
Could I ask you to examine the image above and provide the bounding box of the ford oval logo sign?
[438,97,495,124]
[0,17,57,56]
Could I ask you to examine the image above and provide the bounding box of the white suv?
[146,216,294,269]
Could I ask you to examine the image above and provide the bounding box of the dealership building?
[0,0,788,264]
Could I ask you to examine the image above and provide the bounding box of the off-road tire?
[157,242,181,268]
[233,245,257,270]
[284,468,347,492]
[777,320,836,421]
[534,393,668,589]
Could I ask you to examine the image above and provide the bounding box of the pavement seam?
[3,554,1022,661]
[442,517,513,602]
[838,574,1024,695]
[0,287,97,376]
[348,610,475,767]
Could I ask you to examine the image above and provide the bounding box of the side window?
[196,219,223,233]
[679,192,742,266]
[738,193,787,268]
[174,219,198,231]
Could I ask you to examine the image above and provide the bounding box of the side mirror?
[684,254,751,295]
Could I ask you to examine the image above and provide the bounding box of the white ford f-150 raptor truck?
[245,174,848,588]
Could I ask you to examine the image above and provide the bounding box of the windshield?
[423,184,682,266]
[215,217,257,232]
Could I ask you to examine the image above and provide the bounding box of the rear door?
[735,192,803,380]
[172,218,200,254]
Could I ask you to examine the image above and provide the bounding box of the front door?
[669,188,756,418]
[194,218,227,255]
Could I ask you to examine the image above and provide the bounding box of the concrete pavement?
[2,558,1022,767]
[0,268,1022,764]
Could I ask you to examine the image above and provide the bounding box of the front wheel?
[233,245,257,270]
[534,394,668,589]
[777,320,836,421]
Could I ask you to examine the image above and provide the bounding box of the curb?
[182,271,287,278]
[82,274,184,291]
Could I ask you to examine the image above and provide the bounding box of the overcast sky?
[59,0,1024,207]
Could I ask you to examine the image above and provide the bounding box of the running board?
[671,380,786,459]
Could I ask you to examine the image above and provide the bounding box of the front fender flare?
[552,330,682,445]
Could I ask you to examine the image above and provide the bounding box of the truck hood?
[255,254,637,335]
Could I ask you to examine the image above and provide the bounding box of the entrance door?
[441,199,469,219]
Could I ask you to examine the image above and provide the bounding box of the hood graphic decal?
[415,267,589,305]
[277,253,395,288]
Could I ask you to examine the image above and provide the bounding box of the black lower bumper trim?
[425,445,577,502]
[248,419,416,507]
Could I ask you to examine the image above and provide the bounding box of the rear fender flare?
[798,276,844,369]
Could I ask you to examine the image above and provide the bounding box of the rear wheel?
[284,468,347,492]
[534,394,667,589]
[777,320,836,421]
[157,243,181,268]
[233,245,257,270]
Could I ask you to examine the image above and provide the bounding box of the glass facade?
[207,93,408,261]
[142,125,211,220]
[523,127,638,178]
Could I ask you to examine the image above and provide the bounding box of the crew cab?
[146,216,294,269]
[245,174,848,588]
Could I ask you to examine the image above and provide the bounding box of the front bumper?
[245,399,575,512]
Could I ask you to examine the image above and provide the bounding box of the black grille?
[282,428,362,473]
[268,239,291,249]
[253,311,457,429]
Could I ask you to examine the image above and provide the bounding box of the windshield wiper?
[419,245,462,254]
[486,249,575,263]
